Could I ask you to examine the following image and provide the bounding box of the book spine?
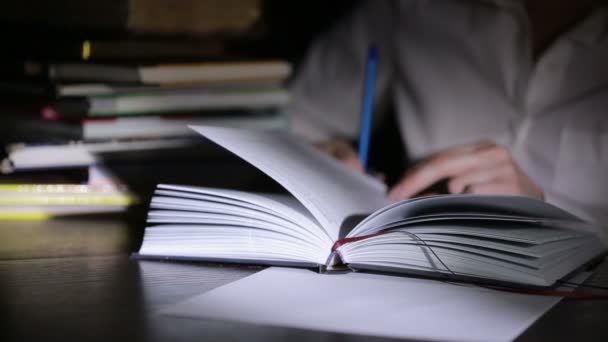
[0,60,51,81]
[81,111,288,140]
[86,89,290,116]
[49,64,141,83]
[44,99,91,120]
[0,118,84,143]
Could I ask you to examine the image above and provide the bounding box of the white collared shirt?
[288,0,608,228]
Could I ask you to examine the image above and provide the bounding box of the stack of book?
[1,59,292,172]
[0,0,292,169]
[0,0,291,259]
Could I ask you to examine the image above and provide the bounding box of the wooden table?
[2,254,608,341]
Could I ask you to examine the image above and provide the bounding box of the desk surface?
[2,255,608,342]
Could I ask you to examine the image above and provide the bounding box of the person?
[287,0,608,227]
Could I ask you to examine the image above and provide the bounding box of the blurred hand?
[388,140,544,201]
[316,139,364,173]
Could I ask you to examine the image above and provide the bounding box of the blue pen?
[358,46,378,169]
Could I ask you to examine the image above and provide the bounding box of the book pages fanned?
[133,126,606,287]
[190,125,389,240]
[161,267,569,342]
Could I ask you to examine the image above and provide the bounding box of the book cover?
[0,183,137,218]
[48,85,291,116]
[0,215,134,260]
[3,60,292,87]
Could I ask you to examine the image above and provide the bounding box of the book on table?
[1,138,198,173]
[0,183,136,219]
[0,109,289,173]
[47,85,290,117]
[0,183,136,260]
[135,126,607,288]
[9,60,291,86]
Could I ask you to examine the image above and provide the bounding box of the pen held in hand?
[357,45,378,170]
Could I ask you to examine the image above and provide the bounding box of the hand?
[316,139,364,173]
[388,140,544,201]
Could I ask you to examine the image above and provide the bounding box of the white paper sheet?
[161,267,564,342]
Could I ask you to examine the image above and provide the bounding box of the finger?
[463,176,544,199]
[447,162,513,194]
[333,144,358,161]
[316,140,350,157]
[343,156,365,173]
[332,144,364,173]
[388,142,487,200]
[413,191,439,198]
[315,142,334,155]
[389,144,509,200]
[462,181,523,196]
[316,140,364,173]
[451,139,497,154]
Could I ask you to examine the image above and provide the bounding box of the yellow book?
[0,184,124,193]
[0,195,135,206]
[0,183,137,220]
[0,212,51,221]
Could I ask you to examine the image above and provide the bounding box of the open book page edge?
[348,194,593,238]
[131,253,323,269]
[155,184,332,245]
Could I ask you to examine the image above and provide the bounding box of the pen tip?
[368,46,378,58]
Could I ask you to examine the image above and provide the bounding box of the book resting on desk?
[10,60,291,86]
[135,126,606,288]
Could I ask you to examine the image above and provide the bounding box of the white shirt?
[288,0,608,228]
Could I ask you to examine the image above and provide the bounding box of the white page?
[350,194,584,237]
[190,126,388,240]
[155,185,328,243]
[162,267,564,342]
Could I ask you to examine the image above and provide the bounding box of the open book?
[136,126,606,288]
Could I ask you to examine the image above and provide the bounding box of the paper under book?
[136,126,606,288]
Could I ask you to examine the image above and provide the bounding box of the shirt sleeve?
[544,111,608,233]
[287,0,400,142]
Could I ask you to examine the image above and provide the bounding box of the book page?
[350,194,588,237]
[190,126,388,240]
[142,185,335,263]
[154,184,329,244]
[162,267,564,342]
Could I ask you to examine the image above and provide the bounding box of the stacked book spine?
[1,59,293,172]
